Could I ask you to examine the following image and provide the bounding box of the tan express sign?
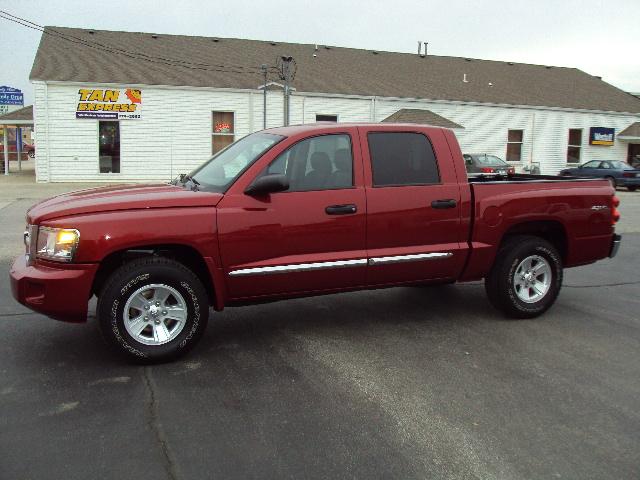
[76,88,142,120]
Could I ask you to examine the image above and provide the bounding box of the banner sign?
[0,86,24,106]
[589,127,614,146]
[76,88,142,120]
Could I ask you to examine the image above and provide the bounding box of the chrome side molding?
[229,252,452,276]
[368,252,452,266]
[229,258,368,276]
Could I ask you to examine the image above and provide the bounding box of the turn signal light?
[612,208,620,224]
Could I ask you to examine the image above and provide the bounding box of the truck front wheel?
[97,257,209,363]
[485,235,563,318]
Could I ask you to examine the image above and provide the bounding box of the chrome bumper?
[609,234,622,258]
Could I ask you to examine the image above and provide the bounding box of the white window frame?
[506,129,524,163]
[567,128,582,164]
[212,110,236,154]
[315,114,339,122]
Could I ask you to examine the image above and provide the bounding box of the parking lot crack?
[142,366,181,480]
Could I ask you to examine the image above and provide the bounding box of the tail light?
[508,168,515,175]
[611,195,620,225]
[480,167,495,173]
[623,172,635,178]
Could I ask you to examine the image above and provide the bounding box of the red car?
[0,142,35,159]
[10,123,620,363]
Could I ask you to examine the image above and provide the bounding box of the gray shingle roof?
[0,105,33,122]
[30,27,640,114]
[382,109,464,128]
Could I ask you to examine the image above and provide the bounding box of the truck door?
[217,130,367,300]
[360,126,468,285]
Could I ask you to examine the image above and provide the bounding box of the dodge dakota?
[10,123,621,362]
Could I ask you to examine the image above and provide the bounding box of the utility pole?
[277,56,296,126]
[260,64,268,129]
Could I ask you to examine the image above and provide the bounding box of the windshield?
[189,132,285,192]
[475,155,508,167]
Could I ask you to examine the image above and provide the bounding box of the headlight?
[36,227,80,262]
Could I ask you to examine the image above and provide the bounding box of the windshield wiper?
[176,173,200,191]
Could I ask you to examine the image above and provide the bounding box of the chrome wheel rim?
[513,255,552,303]
[123,284,188,346]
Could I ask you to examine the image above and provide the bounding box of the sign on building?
[0,86,24,116]
[75,88,142,120]
[589,127,615,146]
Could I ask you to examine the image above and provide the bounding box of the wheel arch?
[499,220,568,263]
[91,243,218,308]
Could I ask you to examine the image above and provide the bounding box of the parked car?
[0,142,34,159]
[463,153,515,175]
[10,123,621,363]
[559,160,640,191]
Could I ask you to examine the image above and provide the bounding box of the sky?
[1,0,639,105]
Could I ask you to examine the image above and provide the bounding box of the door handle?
[431,199,457,209]
[325,204,357,215]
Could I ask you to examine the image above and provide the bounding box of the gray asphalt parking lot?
[1,173,639,479]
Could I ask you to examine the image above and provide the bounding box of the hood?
[27,183,224,224]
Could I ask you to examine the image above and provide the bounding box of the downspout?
[44,82,51,182]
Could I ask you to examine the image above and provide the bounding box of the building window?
[506,129,523,162]
[98,121,120,173]
[212,111,235,154]
[567,129,582,163]
[316,114,338,122]
[368,132,440,186]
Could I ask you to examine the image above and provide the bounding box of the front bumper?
[9,255,98,322]
[609,234,622,258]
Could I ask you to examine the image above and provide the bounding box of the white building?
[29,27,640,182]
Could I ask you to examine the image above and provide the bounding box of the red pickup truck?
[10,123,621,362]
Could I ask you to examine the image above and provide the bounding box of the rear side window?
[368,132,440,186]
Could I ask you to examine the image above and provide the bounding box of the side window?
[583,161,599,168]
[368,132,440,186]
[259,134,353,191]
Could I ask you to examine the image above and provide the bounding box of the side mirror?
[245,174,289,196]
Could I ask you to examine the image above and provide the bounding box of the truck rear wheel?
[97,257,209,363]
[485,235,562,318]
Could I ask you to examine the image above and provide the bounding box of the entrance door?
[217,130,367,300]
[359,126,468,286]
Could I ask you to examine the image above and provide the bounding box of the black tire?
[97,257,209,363]
[628,186,637,192]
[485,235,563,319]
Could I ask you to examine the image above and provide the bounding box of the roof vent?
[151,34,159,39]
[212,38,220,42]
[595,75,602,79]
[465,58,472,62]
[488,82,493,87]
[270,41,277,46]
[324,45,331,50]
[88,30,95,35]
[508,62,514,65]
[545,65,552,69]
[372,51,379,55]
